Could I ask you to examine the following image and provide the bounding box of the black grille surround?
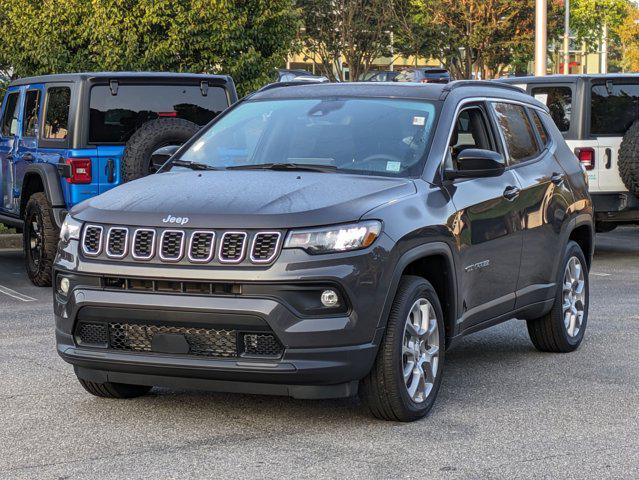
[80,225,284,266]
[106,227,128,258]
[82,225,103,256]
[74,321,284,359]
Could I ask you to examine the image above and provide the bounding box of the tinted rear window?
[531,86,572,132]
[492,102,540,164]
[89,84,229,144]
[591,82,639,135]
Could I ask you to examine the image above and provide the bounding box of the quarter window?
[22,90,41,137]
[43,87,71,140]
[531,110,549,146]
[531,86,572,132]
[492,102,540,164]
[1,92,20,137]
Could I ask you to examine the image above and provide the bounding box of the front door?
[445,103,524,329]
[0,87,22,214]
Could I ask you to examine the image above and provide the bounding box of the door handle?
[21,153,35,162]
[605,148,612,169]
[106,158,115,183]
[503,185,521,201]
[551,172,565,186]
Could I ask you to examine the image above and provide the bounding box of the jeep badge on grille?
[162,215,189,226]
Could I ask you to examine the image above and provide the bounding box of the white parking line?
[591,272,612,277]
[0,285,37,302]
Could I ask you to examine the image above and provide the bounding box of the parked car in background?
[394,68,451,84]
[367,70,400,82]
[275,69,328,83]
[0,72,237,286]
[499,74,639,232]
[55,80,593,421]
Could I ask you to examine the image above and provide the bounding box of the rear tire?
[77,378,152,399]
[360,276,445,422]
[23,192,58,287]
[121,118,199,183]
[527,241,589,353]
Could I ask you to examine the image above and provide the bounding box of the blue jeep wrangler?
[0,72,237,286]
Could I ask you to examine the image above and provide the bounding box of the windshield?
[177,97,439,177]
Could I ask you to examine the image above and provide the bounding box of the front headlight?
[284,221,382,254]
[60,215,83,242]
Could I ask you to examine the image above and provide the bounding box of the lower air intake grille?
[242,333,284,357]
[219,232,247,263]
[75,323,108,346]
[108,323,237,357]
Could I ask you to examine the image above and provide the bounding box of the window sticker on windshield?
[413,116,426,126]
[386,161,401,172]
[534,93,548,105]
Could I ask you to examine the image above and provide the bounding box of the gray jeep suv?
[55,81,594,421]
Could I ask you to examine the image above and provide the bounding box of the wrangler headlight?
[60,215,83,242]
[284,221,381,254]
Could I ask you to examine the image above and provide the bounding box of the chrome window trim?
[250,231,282,264]
[218,231,248,264]
[131,228,156,261]
[187,231,216,263]
[105,227,129,259]
[159,229,185,262]
[81,224,104,257]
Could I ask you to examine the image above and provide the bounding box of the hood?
[72,170,417,229]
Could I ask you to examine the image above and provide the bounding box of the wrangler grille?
[189,231,215,262]
[133,229,155,260]
[219,232,247,263]
[160,231,184,261]
[251,232,281,263]
[106,228,128,258]
[82,226,103,256]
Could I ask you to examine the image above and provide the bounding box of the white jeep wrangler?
[500,74,639,232]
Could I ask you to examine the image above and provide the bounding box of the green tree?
[0,0,299,96]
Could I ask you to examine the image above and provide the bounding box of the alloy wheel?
[562,256,586,338]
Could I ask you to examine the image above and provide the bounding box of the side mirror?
[150,145,181,173]
[444,149,505,180]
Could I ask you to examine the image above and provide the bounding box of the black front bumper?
[592,192,639,222]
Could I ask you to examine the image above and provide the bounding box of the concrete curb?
[0,234,22,249]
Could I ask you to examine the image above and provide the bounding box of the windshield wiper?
[227,162,337,173]
[170,159,217,171]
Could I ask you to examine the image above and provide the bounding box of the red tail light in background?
[575,147,595,171]
[66,158,92,184]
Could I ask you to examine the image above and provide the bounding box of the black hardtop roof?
[499,73,639,85]
[250,80,526,102]
[9,71,233,87]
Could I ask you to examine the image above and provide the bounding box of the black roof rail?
[440,80,525,99]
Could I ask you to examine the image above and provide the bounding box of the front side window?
[22,90,41,137]
[89,84,229,144]
[43,87,71,140]
[492,102,540,164]
[531,86,572,132]
[178,97,439,178]
[1,92,20,137]
[447,106,499,169]
[591,82,639,135]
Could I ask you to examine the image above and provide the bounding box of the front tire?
[77,378,152,399]
[360,276,445,422]
[527,241,589,353]
[23,192,58,287]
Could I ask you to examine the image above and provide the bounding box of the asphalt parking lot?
[1,228,638,480]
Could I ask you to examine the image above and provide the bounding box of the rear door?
[0,87,23,214]
[14,85,45,206]
[589,79,639,192]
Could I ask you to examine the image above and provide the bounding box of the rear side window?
[1,92,20,137]
[22,90,41,137]
[395,70,419,82]
[492,102,540,164]
[531,86,571,132]
[43,87,71,140]
[88,85,229,144]
[591,82,639,135]
[531,110,549,146]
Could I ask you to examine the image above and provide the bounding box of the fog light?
[320,289,339,308]
[59,277,70,295]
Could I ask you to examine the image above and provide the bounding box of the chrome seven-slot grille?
[81,225,282,265]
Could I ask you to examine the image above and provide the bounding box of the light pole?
[563,0,570,74]
[535,0,548,76]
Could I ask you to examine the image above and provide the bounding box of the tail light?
[66,158,92,184]
[574,147,595,171]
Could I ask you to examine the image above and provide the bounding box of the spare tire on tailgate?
[618,120,639,197]
[121,118,200,182]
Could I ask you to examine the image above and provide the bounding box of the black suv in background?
[55,81,593,421]
[394,68,451,84]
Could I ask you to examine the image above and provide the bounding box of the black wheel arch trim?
[21,163,66,214]
[378,241,459,340]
